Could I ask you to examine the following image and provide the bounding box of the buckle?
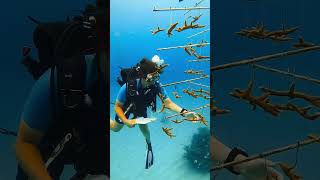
[60,89,84,109]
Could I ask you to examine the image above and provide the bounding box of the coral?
[183,127,211,173]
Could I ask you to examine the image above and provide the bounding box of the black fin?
[145,141,154,169]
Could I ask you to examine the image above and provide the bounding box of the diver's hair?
[139,58,159,76]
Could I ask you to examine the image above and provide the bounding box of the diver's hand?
[184,111,200,121]
[234,155,283,180]
[124,119,136,128]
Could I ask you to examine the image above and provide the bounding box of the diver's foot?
[145,141,154,169]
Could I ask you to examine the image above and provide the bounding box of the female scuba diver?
[110,55,201,169]
[211,136,284,180]
[15,0,109,180]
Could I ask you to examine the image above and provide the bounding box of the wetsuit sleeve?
[21,70,53,133]
[157,82,169,100]
[116,84,127,105]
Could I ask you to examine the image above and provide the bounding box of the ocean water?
[110,0,210,180]
[0,0,92,179]
[212,0,320,180]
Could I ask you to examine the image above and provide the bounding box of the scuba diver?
[15,0,109,180]
[211,136,284,180]
[21,3,100,80]
[110,55,201,169]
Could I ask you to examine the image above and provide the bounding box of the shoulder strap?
[53,22,82,58]
[56,53,87,111]
[126,79,138,98]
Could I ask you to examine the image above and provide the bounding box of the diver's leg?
[110,119,124,132]
[139,124,154,169]
[138,124,151,143]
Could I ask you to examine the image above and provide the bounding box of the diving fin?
[145,141,154,169]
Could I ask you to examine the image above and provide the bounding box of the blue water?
[110,0,210,180]
[213,0,320,179]
[0,0,92,179]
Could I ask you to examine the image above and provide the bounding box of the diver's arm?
[162,97,200,120]
[15,120,52,180]
[114,101,135,126]
[162,97,183,113]
[210,136,231,162]
[210,136,284,179]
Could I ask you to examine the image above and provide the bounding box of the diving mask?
[145,72,160,82]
